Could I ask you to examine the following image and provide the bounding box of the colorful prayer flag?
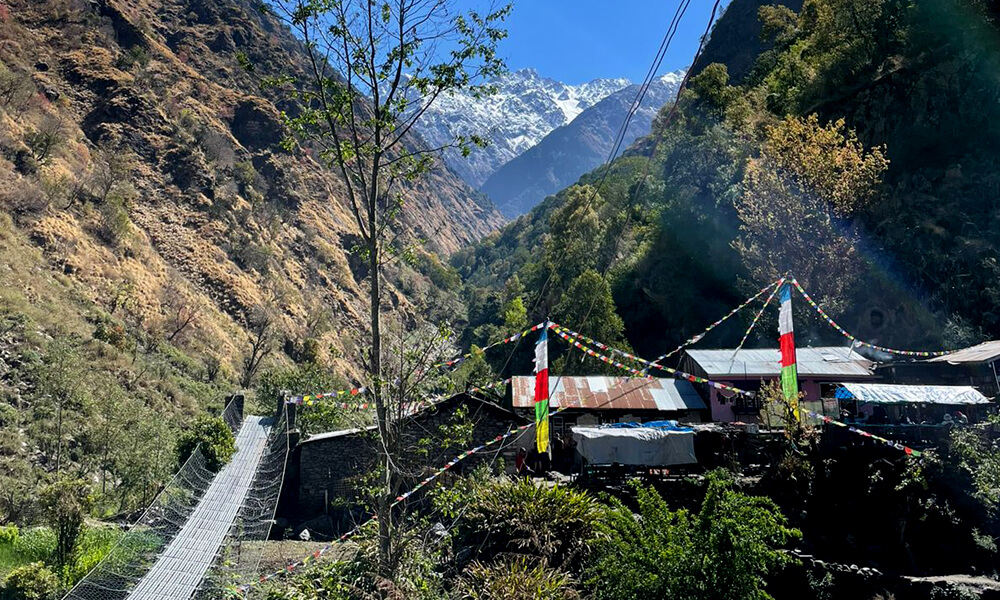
[778,283,800,421]
[534,323,550,453]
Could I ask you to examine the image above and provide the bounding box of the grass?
[0,525,125,586]
[0,527,57,578]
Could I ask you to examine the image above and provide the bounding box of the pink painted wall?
[709,378,823,423]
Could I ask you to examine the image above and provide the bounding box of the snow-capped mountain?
[415,68,632,188]
[481,71,686,217]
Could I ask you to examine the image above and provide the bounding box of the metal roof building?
[684,347,874,379]
[925,340,1000,364]
[511,376,707,412]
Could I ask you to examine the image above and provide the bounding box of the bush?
[23,117,65,166]
[0,65,35,114]
[588,471,800,600]
[175,415,235,472]
[0,562,60,600]
[457,557,579,600]
[40,480,92,568]
[98,192,131,248]
[93,318,128,351]
[1,179,48,216]
[445,478,605,572]
[254,363,344,431]
[0,526,16,546]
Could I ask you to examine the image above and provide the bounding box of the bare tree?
[241,305,275,388]
[161,282,200,342]
[264,0,509,574]
[87,140,136,205]
[24,115,65,166]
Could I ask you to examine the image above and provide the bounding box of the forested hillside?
[455,0,1000,364]
[0,0,500,551]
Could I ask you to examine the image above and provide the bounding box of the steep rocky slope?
[0,0,503,384]
[413,68,632,188]
[480,72,684,217]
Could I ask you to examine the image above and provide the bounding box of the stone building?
[278,392,527,526]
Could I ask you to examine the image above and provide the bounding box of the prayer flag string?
[808,412,924,458]
[733,277,784,356]
[650,277,785,366]
[791,279,955,358]
[548,324,755,397]
[430,321,549,370]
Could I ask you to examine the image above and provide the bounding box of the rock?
[230,97,284,151]
[34,61,49,72]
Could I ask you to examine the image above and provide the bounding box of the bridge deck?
[127,416,272,600]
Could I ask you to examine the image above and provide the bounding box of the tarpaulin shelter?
[835,383,991,406]
[570,422,696,466]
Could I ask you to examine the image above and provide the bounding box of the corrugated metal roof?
[511,376,707,411]
[837,383,991,405]
[685,347,873,378]
[925,340,1000,364]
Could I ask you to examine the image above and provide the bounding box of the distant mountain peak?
[414,69,645,188]
[481,71,687,218]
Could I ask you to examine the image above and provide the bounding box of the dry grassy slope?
[0,0,503,381]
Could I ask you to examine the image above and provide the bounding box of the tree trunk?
[366,174,394,576]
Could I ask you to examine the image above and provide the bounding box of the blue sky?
[495,1,729,84]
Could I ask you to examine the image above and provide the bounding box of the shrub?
[93,318,128,351]
[1,179,48,216]
[255,363,344,431]
[0,562,60,600]
[587,471,800,600]
[446,478,605,572]
[23,117,65,166]
[40,480,92,568]
[233,240,272,274]
[98,192,131,248]
[0,65,35,114]
[0,525,16,546]
[457,557,579,600]
[175,415,235,472]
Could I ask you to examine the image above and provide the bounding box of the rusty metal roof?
[685,347,874,378]
[511,376,707,412]
[925,340,1000,364]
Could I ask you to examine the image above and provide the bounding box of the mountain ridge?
[413,68,634,188]
[480,72,685,217]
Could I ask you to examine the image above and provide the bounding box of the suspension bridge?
[63,398,290,600]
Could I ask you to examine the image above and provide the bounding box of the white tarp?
[838,383,991,406]
[571,426,696,466]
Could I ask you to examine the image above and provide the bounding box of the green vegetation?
[0,561,60,600]
[39,480,91,568]
[255,363,348,434]
[456,0,1000,361]
[175,415,236,472]
[0,525,122,595]
[266,470,799,599]
[589,472,800,600]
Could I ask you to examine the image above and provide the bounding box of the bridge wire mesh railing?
[63,398,246,600]
[197,405,291,598]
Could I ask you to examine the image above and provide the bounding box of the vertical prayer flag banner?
[534,323,550,453]
[778,283,800,421]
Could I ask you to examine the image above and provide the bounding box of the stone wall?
[293,396,527,518]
